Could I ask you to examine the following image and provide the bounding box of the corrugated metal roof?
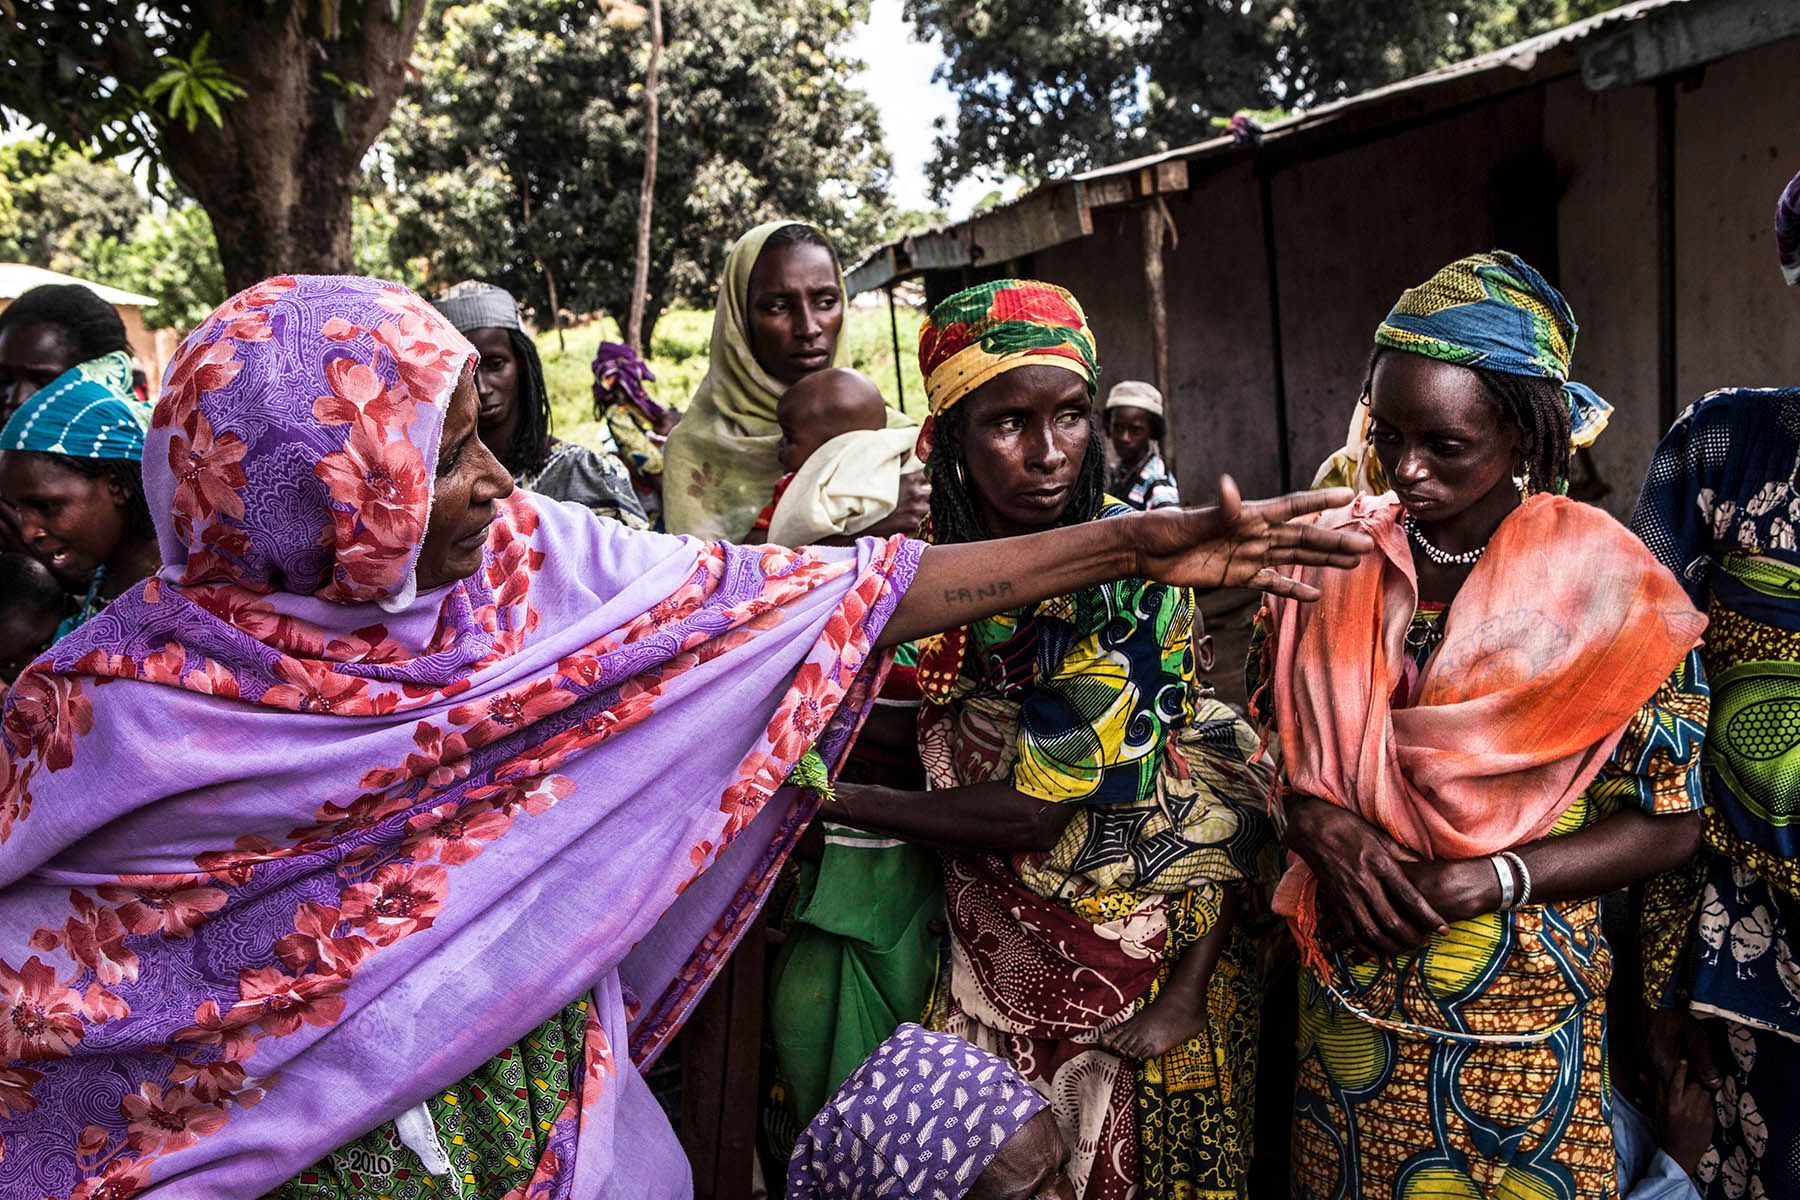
[849,0,1794,295]
[0,262,157,308]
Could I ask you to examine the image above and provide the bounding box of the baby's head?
[0,553,63,683]
[776,368,887,473]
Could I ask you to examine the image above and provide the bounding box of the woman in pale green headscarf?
[664,221,909,539]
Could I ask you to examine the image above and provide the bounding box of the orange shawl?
[1265,494,1705,953]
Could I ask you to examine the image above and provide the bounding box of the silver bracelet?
[1490,853,1517,911]
[1502,851,1533,909]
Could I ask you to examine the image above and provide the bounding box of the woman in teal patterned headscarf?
[0,350,158,635]
[1314,250,1612,494]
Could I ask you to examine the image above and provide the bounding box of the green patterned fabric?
[271,999,589,1200]
[917,279,1097,417]
[918,501,1275,903]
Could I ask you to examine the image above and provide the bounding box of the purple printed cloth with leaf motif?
[785,1024,1047,1200]
[0,275,918,1199]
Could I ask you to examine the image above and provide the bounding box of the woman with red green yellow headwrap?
[815,279,1280,1199]
[1249,250,1711,1200]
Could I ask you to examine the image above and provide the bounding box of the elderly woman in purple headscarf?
[0,274,1368,1199]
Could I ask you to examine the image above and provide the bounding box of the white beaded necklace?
[1403,513,1486,567]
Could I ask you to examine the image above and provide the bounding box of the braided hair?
[925,403,1108,546]
[1470,367,1573,496]
[0,284,130,362]
[1365,350,1573,495]
[498,328,554,478]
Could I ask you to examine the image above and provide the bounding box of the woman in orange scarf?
[1252,252,1710,1199]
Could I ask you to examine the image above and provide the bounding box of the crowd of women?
[0,166,1796,1200]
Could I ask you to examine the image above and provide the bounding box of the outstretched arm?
[875,478,1372,649]
[821,779,1077,855]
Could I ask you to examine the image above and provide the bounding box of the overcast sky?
[847,0,994,220]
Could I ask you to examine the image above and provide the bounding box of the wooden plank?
[679,977,726,1194]
[1083,175,1138,209]
[1582,0,1800,90]
[715,922,764,1200]
[905,227,975,274]
[679,916,767,1200]
[1141,201,1173,474]
[846,245,901,297]
[967,183,1091,264]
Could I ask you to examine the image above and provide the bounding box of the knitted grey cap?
[432,280,523,333]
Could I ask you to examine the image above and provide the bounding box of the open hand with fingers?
[1131,478,1372,600]
[877,476,1372,648]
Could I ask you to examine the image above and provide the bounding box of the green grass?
[533,303,926,447]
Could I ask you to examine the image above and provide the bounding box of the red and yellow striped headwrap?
[914,279,1098,458]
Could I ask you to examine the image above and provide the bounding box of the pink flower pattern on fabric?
[0,274,920,1197]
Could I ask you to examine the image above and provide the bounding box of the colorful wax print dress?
[918,501,1275,1200]
[1248,610,1708,1200]
[1631,388,1800,1200]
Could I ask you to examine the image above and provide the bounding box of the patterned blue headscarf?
[0,351,147,461]
[1374,250,1611,450]
[785,1024,1049,1200]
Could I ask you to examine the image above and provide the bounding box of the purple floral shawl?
[0,276,918,1199]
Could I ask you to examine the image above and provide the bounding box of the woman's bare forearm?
[823,779,1078,854]
[878,522,1131,649]
[872,483,1375,649]
[1410,809,1703,926]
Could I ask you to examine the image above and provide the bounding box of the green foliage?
[141,33,247,133]
[0,3,428,289]
[907,0,1626,198]
[353,188,427,289]
[0,3,414,186]
[535,303,927,447]
[387,0,900,331]
[0,140,148,274]
[80,206,228,335]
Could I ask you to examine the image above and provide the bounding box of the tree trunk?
[625,0,663,351]
[159,1,427,294]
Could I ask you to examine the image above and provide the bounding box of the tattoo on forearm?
[944,580,1015,605]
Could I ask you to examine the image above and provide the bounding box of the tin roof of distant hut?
[848,0,1799,295]
[0,262,158,309]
